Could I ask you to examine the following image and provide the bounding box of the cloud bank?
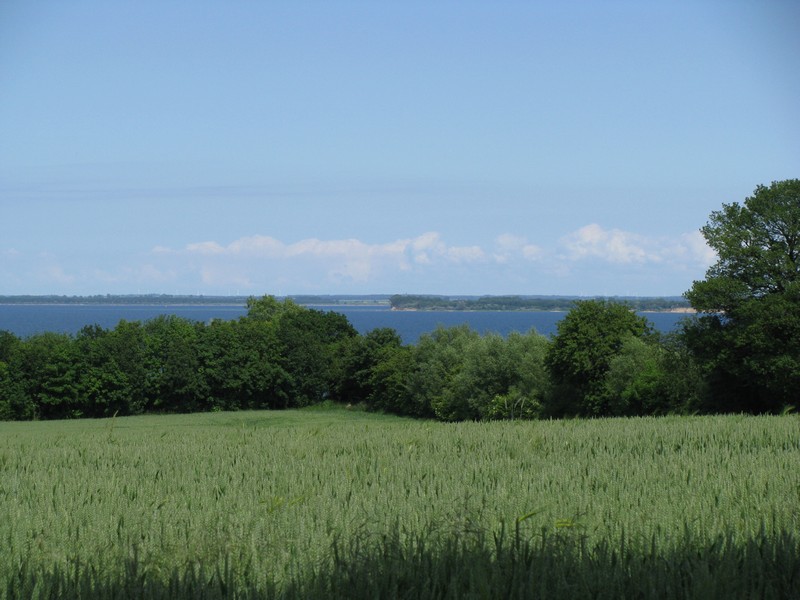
[560,225,715,267]
[143,224,715,293]
[2,224,715,295]
[158,232,486,286]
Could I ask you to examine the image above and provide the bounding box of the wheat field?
[1,407,798,598]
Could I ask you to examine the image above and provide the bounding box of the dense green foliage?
[0,297,358,420]
[685,179,800,413]
[405,325,550,421]
[2,409,798,598]
[544,300,652,416]
[0,293,786,421]
[3,295,696,421]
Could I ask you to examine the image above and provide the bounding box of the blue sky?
[1,1,798,297]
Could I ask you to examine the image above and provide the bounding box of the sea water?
[0,304,691,344]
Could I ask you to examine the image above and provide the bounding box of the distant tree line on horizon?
[0,293,690,310]
[0,294,254,305]
[1,180,798,421]
[0,294,390,306]
[388,295,691,312]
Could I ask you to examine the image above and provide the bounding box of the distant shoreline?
[0,294,693,313]
[387,294,692,313]
[0,295,389,307]
[391,307,696,313]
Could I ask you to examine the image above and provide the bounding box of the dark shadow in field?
[8,525,799,600]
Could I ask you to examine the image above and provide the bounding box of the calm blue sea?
[0,304,692,344]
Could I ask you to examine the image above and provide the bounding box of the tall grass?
[1,408,798,598]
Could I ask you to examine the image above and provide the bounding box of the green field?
[2,407,798,598]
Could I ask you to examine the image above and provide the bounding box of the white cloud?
[229,236,285,257]
[493,234,543,263]
[0,223,718,295]
[522,245,544,260]
[140,227,716,294]
[177,236,288,258]
[557,224,717,271]
[163,232,487,288]
[561,224,653,264]
[446,245,485,263]
[676,230,717,267]
[3,227,717,295]
[409,232,442,264]
[185,241,228,255]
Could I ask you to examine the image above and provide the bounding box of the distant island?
[388,294,693,312]
[0,293,692,312]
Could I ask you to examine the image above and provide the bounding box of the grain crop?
[1,408,798,598]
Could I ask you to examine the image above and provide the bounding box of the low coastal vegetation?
[388,294,691,312]
[2,408,798,598]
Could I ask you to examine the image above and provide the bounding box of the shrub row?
[0,296,793,421]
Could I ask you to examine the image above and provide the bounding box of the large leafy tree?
[0,330,34,420]
[244,296,358,406]
[544,299,652,416]
[684,179,800,411]
[452,330,550,420]
[199,318,291,410]
[75,325,136,418]
[12,332,82,419]
[142,315,208,413]
[408,325,481,420]
[599,334,705,416]
[338,327,404,406]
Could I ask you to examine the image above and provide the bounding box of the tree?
[273,306,357,406]
[366,343,415,415]
[75,325,135,418]
[142,316,208,412]
[245,294,289,322]
[684,179,800,412]
[408,325,481,420]
[0,332,34,420]
[403,325,552,421]
[106,320,150,415]
[13,332,82,419]
[599,335,705,416]
[338,328,403,406]
[544,300,652,416]
[337,327,419,415]
[465,330,550,420]
[687,180,800,311]
[244,296,358,407]
[199,318,291,410]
